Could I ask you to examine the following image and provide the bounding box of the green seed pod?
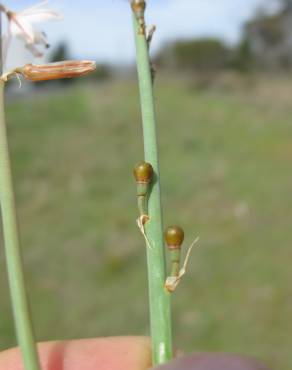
[165,226,184,250]
[134,162,154,184]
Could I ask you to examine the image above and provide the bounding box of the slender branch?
[0,82,41,370]
[131,3,173,365]
[0,14,41,370]
[0,5,3,74]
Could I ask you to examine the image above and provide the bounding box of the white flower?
[0,1,62,59]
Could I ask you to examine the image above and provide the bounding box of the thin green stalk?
[131,8,173,366]
[0,83,41,370]
[0,18,41,370]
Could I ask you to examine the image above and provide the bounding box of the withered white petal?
[9,15,35,43]
[1,1,62,60]
[19,10,63,23]
[19,0,50,14]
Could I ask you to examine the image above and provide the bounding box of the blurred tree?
[155,38,231,72]
[89,64,111,81]
[281,0,292,9]
[243,2,292,70]
[49,41,71,63]
[231,39,254,72]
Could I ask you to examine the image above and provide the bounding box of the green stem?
[132,12,173,365]
[170,250,181,277]
[0,83,41,369]
[137,195,147,216]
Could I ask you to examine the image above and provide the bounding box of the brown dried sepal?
[18,60,96,82]
[140,214,150,225]
[165,276,181,293]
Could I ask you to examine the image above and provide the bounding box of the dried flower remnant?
[0,1,62,58]
[1,61,96,82]
[21,60,96,81]
[131,0,146,35]
[164,227,199,294]
[134,161,154,222]
[133,162,154,248]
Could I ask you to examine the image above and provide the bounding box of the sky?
[4,0,277,66]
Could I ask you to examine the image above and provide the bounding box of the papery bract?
[19,60,96,81]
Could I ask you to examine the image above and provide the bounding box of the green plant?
[0,2,195,368]
[131,1,173,365]
[0,3,95,370]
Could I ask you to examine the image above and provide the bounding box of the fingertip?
[153,353,272,370]
[0,336,152,370]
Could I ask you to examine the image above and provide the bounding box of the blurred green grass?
[0,77,292,368]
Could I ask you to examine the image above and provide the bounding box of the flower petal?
[10,15,35,43]
[25,43,44,58]
[19,0,50,13]
[33,31,49,48]
[2,33,12,66]
[3,1,62,60]
[19,10,62,23]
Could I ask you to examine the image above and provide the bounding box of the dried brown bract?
[18,60,96,81]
